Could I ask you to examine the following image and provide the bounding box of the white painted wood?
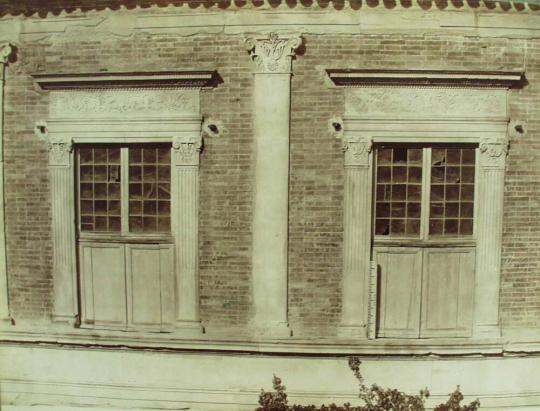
[126,244,174,329]
[79,242,127,328]
[375,247,423,338]
[421,248,475,338]
[246,33,300,338]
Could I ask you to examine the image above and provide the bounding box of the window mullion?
[120,147,129,235]
[420,147,431,241]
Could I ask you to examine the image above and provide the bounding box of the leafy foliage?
[256,357,480,411]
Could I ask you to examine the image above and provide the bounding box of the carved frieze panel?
[49,89,199,120]
[345,87,507,120]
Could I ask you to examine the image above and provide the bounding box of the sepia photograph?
[0,0,538,409]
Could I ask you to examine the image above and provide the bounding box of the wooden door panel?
[375,247,423,338]
[420,248,475,337]
[126,244,175,329]
[79,242,127,327]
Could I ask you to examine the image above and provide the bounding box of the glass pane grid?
[128,146,171,234]
[429,147,475,237]
[375,147,423,237]
[78,147,121,233]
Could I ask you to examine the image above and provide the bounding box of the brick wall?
[3,20,540,332]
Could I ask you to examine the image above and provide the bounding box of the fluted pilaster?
[246,33,301,338]
[48,137,78,324]
[338,136,372,339]
[474,137,508,338]
[0,43,13,322]
[171,135,203,335]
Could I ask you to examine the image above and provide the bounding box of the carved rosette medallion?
[173,136,203,166]
[47,138,73,167]
[343,136,372,167]
[479,138,509,169]
[0,43,12,65]
[245,33,301,74]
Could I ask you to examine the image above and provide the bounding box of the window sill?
[1,322,535,356]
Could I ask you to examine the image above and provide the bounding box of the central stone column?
[246,33,301,338]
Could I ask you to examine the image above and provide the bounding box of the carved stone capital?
[343,136,372,167]
[47,137,73,167]
[479,138,509,169]
[245,33,301,74]
[0,43,13,65]
[172,135,202,166]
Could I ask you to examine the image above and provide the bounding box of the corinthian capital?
[479,137,509,169]
[0,43,13,65]
[172,135,202,166]
[48,137,73,167]
[343,136,372,167]
[245,33,301,74]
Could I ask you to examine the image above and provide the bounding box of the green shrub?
[256,356,480,411]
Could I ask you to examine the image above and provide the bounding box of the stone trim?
[32,71,219,90]
[171,135,203,335]
[327,69,525,88]
[247,33,301,338]
[0,43,13,323]
[331,70,522,340]
[246,32,301,74]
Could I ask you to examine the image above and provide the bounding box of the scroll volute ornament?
[0,43,13,65]
[172,135,203,166]
[48,137,73,167]
[245,32,301,74]
[479,138,509,169]
[343,136,372,167]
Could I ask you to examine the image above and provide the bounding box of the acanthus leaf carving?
[479,138,509,169]
[245,33,301,74]
[47,137,73,167]
[343,136,372,167]
[172,135,202,166]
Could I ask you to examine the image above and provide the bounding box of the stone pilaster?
[171,135,203,335]
[338,136,372,339]
[0,43,13,323]
[48,137,78,324]
[246,33,301,338]
[474,137,508,338]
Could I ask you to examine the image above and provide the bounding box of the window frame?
[372,143,480,248]
[75,143,173,243]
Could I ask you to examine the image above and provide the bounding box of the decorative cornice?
[172,135,202,166]
[479,137,509,169]
[245,33,301,74]
[47,137,73,167]
[343,136,372,167]
[32,71,221,90]
[327,69,525,88]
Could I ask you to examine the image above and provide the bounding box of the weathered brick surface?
[3,17,540,333]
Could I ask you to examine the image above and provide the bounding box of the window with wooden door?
[373,144,477,338]
[76,144,175,331]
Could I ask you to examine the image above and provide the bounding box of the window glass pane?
[128,145,171,234]
[77,146,122,233]
[374,146,423,237]
[429,147,476,237]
